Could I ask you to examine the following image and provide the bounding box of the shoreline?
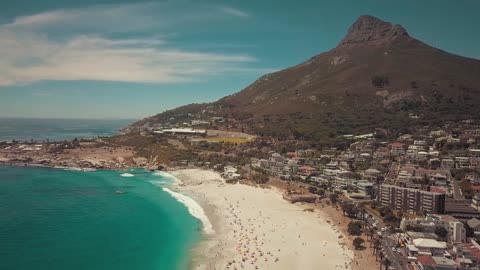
[0,141,138,170]
[0,164,367,269]
[168,168,354,270]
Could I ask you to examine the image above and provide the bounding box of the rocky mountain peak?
[337,15,410,47]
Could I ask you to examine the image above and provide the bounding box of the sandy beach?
[169,169,354,270]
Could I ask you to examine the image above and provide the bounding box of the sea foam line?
[162,187,215,235]
[152,171,182,186]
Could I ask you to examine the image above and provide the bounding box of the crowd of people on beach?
[179,170,356,270]
[224,198,279,270]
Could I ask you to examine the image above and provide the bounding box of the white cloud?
[0,32,258,86]
[220,6,250,18]
[6,3,165,33]
[0,3,263,86]
[6,3,250,34]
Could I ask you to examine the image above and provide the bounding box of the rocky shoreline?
[0,141,143,170]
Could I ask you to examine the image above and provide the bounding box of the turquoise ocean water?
[0,166,201,270]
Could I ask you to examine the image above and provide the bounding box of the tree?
[353,237,365,250]
[406,224,424,232]
[72,137,80,147]
[435,226,448,239]
[382,257,391,270]
[348,221,363,236]
[380,206,400,226]
[308,186,318,194]
[359,203,366,229]
[343,203,358,218]
[367,226,375,241]
[378,251,384,266]
[466,223,475,238]
[252,173,269,184]
[373,238,381,256]
[329,193,339,205]
[371,75,390,88]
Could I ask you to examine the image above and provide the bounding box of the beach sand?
[170,169,354,270]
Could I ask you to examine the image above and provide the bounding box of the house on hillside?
[441,158,455,169]
[298,165,317,177]
[467,218,480,233]
[391,142,406,156]
[364,168,381,182]
[222,166,241,181]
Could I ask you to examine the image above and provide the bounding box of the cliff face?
[337,15,410,47]
[133,15,480,139]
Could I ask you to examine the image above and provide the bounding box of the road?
[380,235,409,270]
[385,161,398,183]
[453,180,465,199]
[365,212,409,270]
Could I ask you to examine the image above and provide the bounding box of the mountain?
[131,15,480,140]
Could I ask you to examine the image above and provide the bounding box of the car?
[391,247,396,252]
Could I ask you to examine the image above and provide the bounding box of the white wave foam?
[148,180,166,186]
[152,171,182,186]
[121,173,135,177]
[162,187,214,234]
[53,166,95,172]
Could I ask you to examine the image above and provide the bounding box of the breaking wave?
[152,171,182,186]
[162,187,215,235]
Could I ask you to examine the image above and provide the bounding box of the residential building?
[363,168,380,182]
[456,156,471,168]
[298,165,317,177]
[353,180,374,198]
[441,158,454,169]
[467,218,480,232]
[391,142,406,156]
[469,149,480,158]
[449,220,467,243]
[401,215,466,243]
[445,199,480,219]
[379,185,446,214]
[223,166,241,181]
[409,238,447,256]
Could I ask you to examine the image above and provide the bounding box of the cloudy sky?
[1,0,479,119]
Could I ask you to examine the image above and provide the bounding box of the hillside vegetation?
[129,15,480,141]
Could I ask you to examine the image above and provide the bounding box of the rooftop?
[432,256,455,266]
[413,238,447,249]
[417,255,436,266]
[391,142,405,147]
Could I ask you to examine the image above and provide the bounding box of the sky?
[0,0,479,120]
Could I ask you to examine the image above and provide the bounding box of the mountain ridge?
[130,15,480,140]
[337,15,410,48]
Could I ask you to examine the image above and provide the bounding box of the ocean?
[0,166,203,270]
[0,118,134,142]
